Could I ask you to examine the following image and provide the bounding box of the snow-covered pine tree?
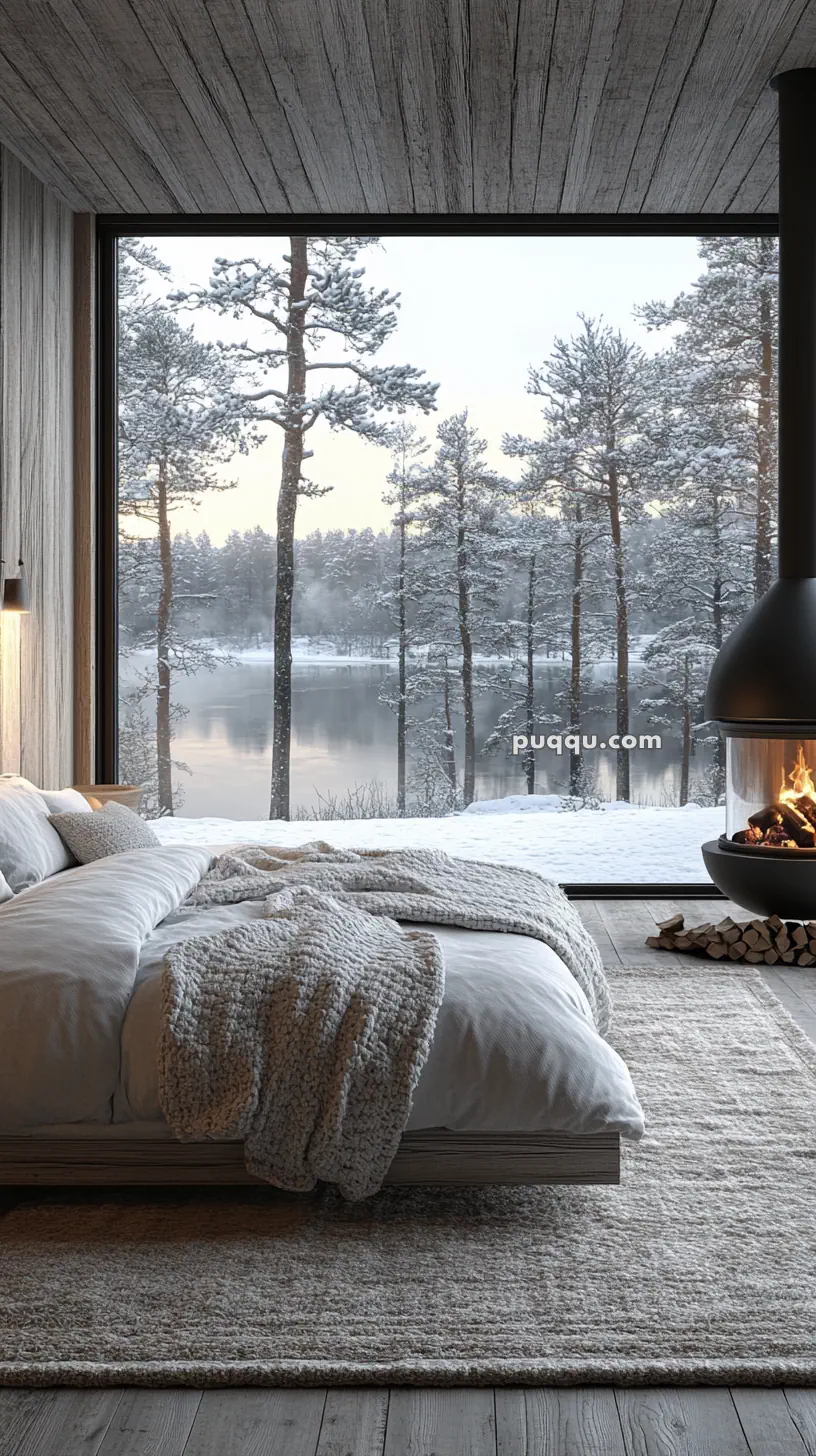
[502,421,609,796]
[237,526,277,647]
[481,485,563,793]
[171,237,438,820]
[321,528,391,655]
[559,494,609,796]
[376,423,428,813]
[404,643,464,814]
[507,320,652,803]
[118,300,248,816]
[638,237,778,603]
[510,318,655,799]
[645,370,754,798]
[411,411,505,807]
[118,238,170,323]
[638,621,716,805]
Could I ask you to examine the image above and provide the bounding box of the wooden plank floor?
[2,897,815,1456]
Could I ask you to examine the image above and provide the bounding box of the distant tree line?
[118,236,777,819]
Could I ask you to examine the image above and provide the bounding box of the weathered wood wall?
[0,146,74,787]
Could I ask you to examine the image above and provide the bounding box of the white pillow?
[0,781,75,891]
[0,773,40,793]
[39,787,93,815]
[0,776,93,817]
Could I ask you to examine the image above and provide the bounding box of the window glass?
[116,233,777,882]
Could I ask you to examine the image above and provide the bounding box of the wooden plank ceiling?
[0,0,814,215]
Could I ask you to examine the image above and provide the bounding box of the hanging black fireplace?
[703,68,816,917]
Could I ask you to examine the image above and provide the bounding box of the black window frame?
[96,211,779,896]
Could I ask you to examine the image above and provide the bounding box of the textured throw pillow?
[0,780,75,890]
[39,787,94,815]
[49,800,159,864]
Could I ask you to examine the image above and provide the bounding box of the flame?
[779,743,816,804]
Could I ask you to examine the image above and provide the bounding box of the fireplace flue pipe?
[773,68,816,579]
[705,68,816,729]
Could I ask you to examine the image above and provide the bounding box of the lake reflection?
[120,658,713,820]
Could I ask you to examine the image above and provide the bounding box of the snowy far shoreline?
[153,800,724,883]
[125,634,657,671]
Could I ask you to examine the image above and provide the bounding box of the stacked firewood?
[647,912,816,965]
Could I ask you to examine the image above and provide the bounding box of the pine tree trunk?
[607,455,630,801]
[442,669,457,800]
[569,506,584,796]
[524,552,536,794]
[456,476,476,806]
[269,235,308,822]
[156,463,174,817]
[711,572,726,799]
[755,264,775,602]
[680,654,691,807]
[397,506,407,815]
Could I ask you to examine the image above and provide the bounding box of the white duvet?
[0,846,644,1141]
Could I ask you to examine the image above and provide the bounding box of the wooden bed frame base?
[0,1130,620,1187]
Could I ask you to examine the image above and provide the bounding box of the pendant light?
[1,558,30,614]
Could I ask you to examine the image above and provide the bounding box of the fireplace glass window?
[726,737,816,848]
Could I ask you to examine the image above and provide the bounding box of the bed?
[0,778,643,1191]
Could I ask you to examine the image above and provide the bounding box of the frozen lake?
[121,655,718,821]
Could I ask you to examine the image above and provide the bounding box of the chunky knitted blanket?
[159,844,609,1200]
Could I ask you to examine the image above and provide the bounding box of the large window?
[103,225,778,885]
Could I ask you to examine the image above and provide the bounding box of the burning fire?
[779,743,816,804]
[733,742,816,849]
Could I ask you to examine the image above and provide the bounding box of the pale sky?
[125,233,703,543]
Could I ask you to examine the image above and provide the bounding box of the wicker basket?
[72,784,144,813]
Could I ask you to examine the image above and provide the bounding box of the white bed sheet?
[119,899,644,1140]
[0,836,643,1142]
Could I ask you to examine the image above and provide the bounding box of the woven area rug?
[2,962,816,1387]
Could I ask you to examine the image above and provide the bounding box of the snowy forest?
[117,234,778,822]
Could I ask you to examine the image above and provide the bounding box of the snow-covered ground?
[153,801,723,882]
[219,643,392,666]
[127,633,657,671]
